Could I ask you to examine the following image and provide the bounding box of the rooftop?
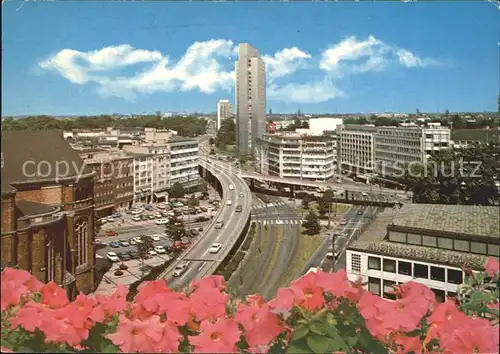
[16,199,56,217]
[392,204,499,239]
[349,209,490,270]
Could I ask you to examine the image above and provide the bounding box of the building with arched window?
[1,131,97,299]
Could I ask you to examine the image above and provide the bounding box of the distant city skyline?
[2,2,498,116]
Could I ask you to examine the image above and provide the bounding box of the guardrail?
[156,162,227,279]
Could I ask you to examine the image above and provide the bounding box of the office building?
[217,100,233,130]
[235,43,266,154]
[1,131,97,298]
[375,126,450,177]
[255,133,336,182]
[338,125,377,175]
[346,204,499,302]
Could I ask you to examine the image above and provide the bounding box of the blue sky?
[2,1,498,116]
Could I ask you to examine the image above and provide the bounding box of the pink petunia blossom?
[189,318,241,353]
[485,257,500,278]
[40,282,69,309]
[190,275,225,292]
[106,314,164,353]
[189,287,229,322]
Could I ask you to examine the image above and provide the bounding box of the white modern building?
[338,125,377,175]
[375,126,450,177]
[217,100,233,130]
[168,137,200,188]
[235,43,266,154]
[346,204,499,302]
[255,133,336,182]
[308,118,343,136]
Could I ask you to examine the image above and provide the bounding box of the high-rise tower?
[235,43,266,154]
[216,100,233,130]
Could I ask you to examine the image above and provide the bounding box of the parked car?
[117,252,131,261]
[151,234,161,242]
[226,200,233,206]
[132,216,141,222]
[189,229,199,236]
[214,220,224,229]
[239,192,244,198]
[198,227,204,232]
[148,214,155,220]
[229,184,234,190]
[339,219,347,226]
[200,206,208,212]
[131,209,144,215]
[106,252,120,262]
[154,245,166,254]
[118,239,130,247]
[133,236,143,244]
[106,217,115,223]
[140,215,148,221]
[209,243,223,254]
[361,192,368,197]
[129,238,137,245]
[112,212,121,218]
[157,203,166,209]
[357,210,363,215]
[172,262,190,277]
[100,218,107,224]
[148,250,157,256]
[155,218,168,225]
[161,211,169,217]
[127,250,139,259]
[155,213,162,218]
[195,216,209,222]
[105,230,118,237]
[109,241,120,248]
[235,205,242,212]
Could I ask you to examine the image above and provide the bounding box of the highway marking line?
[263,220,267,225]
[266,203,274,207]
[285,220,288,224]
[276,220,283,224]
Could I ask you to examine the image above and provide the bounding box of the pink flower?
[59,292,96,329]
[0,346,13,353]
[190,287,229,322]
[9,301,47,332]
[189,318,241,353]
[40,282,69,309]
[315,269,363,301]
[38,308,90,346]
[134,279,172,313]
[289,272,325,311]
[190,275,225,291]
[90,284,128,322]
[268,287,301,313]
[106,314,164,353]
[157,292,193,326]
[485,257,499,278]
[396,281,437,306]
[1,280,27,311]
[153,319,183,353]
[0,268,43,311]
[393,334,422,354]
[235,303,283,347]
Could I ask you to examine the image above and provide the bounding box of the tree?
[209,137,215,145]
[302,194,312,209]
[401,142,499,205]
[169,182,185,199]
[317,198,329,218]
[302,121,309,129]
[302,209,321,235]
[136,235,154,276]
[198,182,208,194]
[215,118,236,150]
[165,216,186,242]
[187,194,200,209]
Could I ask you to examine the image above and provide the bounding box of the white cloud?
[268,79,345,104]
[263,47,312,82]
[320,35,437,77]
[39,36,439,104]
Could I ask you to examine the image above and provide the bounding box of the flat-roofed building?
[346,204,499,302]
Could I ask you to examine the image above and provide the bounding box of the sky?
[2,1,499,116]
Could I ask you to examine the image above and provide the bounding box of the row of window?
[368,277,456,303]
[388,231,500,257]
[367,256,464,284]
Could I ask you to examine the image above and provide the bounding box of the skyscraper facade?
[216,99,233,130]
[235,43,266,155]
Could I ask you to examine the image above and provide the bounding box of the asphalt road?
[162,160,252,290]
[297,205,376,276]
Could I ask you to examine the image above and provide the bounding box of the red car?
[172,241,191,249]
[105,230,118,237]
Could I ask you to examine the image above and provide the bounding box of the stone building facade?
[1,131,97,298]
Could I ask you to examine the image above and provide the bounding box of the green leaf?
[287,339,313,354]
[100,342,119,353]
[306,334,329,353]
[309,322,327,336]
[324,324,349,351]
[291,324,309,341]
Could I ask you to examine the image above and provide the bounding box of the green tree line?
[215,118,236,149]
[1,115,207,137]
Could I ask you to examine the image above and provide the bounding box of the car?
[127,250,139,259]
[125,209,132,214]
[117,252,131,261]
[226,200,233,206]
[161,211,169,217]
[154,245,166,254]
[200,206,208,212]
[214,220,224,229]
[148,250,157,256]
[118,240,130,247]
[131,209,144,215]
[148,214,155,220]
[100,218,107,224]
[172,262,190,277]
[209,243,223,254]
[239,192,244,198]
[155,218,168,225]
[327,251,340,260]
[357,210,363,215]
[339,219,347,226]
[361,192,368,197]
[157,203,166,209]
[107,217,115,222]
[155,213,162,218]
[229,184,234,190]
[198,227,204,232]
[129,238,137,245]
[105,230,118,237]
[112,212,121,218]
[133,236,143,244]
[235,205,242,212]
[109,241,120,248]
[140,215,148,221]
[151,234,161,242]
[95,238,104,245]
[132,216,141,222]
[106,252,120,262]
[189,229,199,236]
